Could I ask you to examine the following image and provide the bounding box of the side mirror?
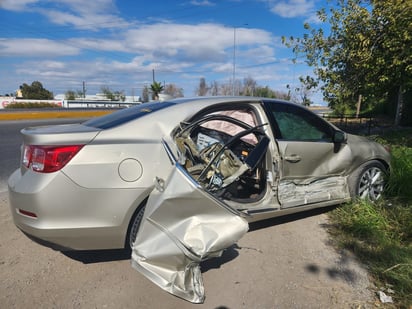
[333,131,347,144]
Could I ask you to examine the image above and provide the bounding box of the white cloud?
[0,21,283,95]
[269,0,315,18]
[44,0,118,16]
[1,0,38,11]
[39,8,130,30]
[124,23,272,63]
[4,0,131,30]
[190,0,215,6]
[0,39,80,57]
[68,38,127,52]
[305,12,323,25]
[241,45,277,64]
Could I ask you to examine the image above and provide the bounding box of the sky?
[0,0,329,103]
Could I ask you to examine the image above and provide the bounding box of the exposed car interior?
[172,109,269,203]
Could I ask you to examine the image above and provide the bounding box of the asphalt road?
[0,119,376,308]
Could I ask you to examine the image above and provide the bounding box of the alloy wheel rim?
[358,167,384,200]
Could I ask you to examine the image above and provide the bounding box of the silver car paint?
[21,123,100,145]
[8,168,152,249]
[132,141,248,303]
[8,97,390,252]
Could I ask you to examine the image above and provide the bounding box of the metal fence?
[322,114,376,135]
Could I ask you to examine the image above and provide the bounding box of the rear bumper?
[8,168,148,250]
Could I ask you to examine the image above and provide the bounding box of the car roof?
[165,96,286,105]
[84,96,304,130]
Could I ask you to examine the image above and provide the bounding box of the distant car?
[8,96,390,301]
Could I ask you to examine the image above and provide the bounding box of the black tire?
[126,204,146,250]
[348,160,387,201]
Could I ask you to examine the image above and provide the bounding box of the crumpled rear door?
[131,140,249,303]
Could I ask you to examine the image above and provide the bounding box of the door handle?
[284,154,301,163]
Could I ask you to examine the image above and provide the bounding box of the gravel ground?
[0,191,377,308]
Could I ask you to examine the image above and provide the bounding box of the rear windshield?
[83,102,175,129]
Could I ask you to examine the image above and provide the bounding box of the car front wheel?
[349,160,387,201]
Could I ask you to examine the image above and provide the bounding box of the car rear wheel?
[127,205,146,249]
[349,160,387,201]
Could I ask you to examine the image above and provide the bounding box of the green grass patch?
[329,128,412,308]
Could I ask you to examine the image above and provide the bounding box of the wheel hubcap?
[358,167,384,200]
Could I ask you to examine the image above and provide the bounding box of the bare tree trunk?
[394,85,404,126]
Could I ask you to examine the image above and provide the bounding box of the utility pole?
[152,69,155,83]
[232,27,236,96]
[82,81,86,98]
[232,24,248,96]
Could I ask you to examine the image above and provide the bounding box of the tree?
[65,90,76,100]
[150,81,164,100]
[287,76,317,106]
[233,79,242,96]
[142,86,150,103]
[209,81,220,96]
[164,83,184,98]
[220,83,232,96]
[65,89,85,100]
[76,90,85,98]
[192,76,298,99]
[370,0,412,125]
[19,81,53,99]
[253,86,289,99]
[101,86,125,101]
[101,86,115,100]
[196,77,209,96]
[241,76,257,96]
[283,0,412,124]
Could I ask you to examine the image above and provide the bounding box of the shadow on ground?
[62,249,131,263]
[248,205,336,232]
[305,249,360,285]
[61,206,338,265]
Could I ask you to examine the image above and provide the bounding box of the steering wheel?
[197,124,269,192]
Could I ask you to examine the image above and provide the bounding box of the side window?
[268,103,333,141]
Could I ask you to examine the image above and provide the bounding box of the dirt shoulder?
[0,191,376,308]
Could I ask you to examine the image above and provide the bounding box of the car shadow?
[248,205,337,232]
[200,244,241,273]
[201,206,338,273]
[61,206,337,265]
[61,249,132,264]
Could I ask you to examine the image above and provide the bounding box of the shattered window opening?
[173,109,269,204]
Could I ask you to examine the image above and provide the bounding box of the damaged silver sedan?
[8,96,390,303]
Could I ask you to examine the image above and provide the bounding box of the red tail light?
[23,145,84,173]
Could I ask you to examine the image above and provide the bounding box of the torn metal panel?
[131,163,248,303]
[278,176,349,208]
